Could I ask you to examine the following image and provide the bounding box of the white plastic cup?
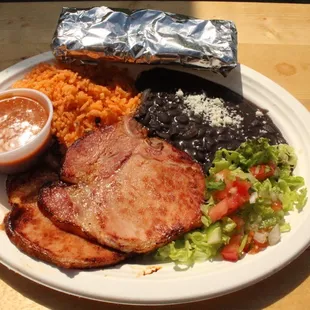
[0,88,53,174]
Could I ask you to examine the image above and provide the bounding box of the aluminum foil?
[51,6,238,74]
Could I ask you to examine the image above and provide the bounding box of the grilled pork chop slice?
[39,119,205,254]
[5,168,126,269]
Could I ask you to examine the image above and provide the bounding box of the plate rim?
[1,52,310,306]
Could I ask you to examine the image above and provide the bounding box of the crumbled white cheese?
[182,91,243,128]
[176,89,184,97]
[256,110,264,117]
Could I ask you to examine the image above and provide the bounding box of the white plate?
[0,52,310,305]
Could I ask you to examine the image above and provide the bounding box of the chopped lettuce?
[155,219,234,264]
[209,149,241,174]
[154,138,307,265]
[206,180,225,191]
[276,144,297,167]
[237,138,278,169]
[209,138,298,174]
[221,217,237,233]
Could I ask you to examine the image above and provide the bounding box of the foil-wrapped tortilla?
[51,6,238,74]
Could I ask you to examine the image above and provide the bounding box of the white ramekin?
[0,88,53,174]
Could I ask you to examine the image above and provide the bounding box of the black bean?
[192,139,203,148]
[181,140,194,149]
[191,150,197,158]
[176,114,189,124]
[167,102,178,110]
[191,115,203,124]
[155,100,164,107]
[167,109,181,117]
[268,136,277,144]
[195,151,205,162]
[168,126,179,138]
[137,105,147,117]
[173,140,185,149]
[236,136,245,142]
[158,112,171,124]
[156,131,170,139]
[183,148,192,157]
[149,105,157,113]
[147,93,156,101]
[148,128,157,136]
[217,127,227,135]
[141,112,151,126]
[218,135,229,142]
[144,100,154,108]
[202,137,208,148]
[203,136,216,148]
[251,119,261,127]
[192,140,205,152]
[208,128,217,137]
[174,123,189,131]
[206,142,214,152]
[203,137,215,151]
[264,124,276,133]
[161,123,171,130]
[250,128,261,136]
[149,119,161,130]
[182,127,198,140]
[203,164,211,174]
[197,127,206,138]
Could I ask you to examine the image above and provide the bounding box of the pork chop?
[5,168,127,269]
[39,119,205,254]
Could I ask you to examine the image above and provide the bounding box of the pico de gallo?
[155,138,307,264]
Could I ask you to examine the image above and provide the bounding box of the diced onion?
[244,172,257,184]
[270,192,278,202]
[268,224,281,246]
[229,187,237,194]
[249,192,258,204]
[254,166,260,175]
[254,231,268,244]
[215,174,224,181]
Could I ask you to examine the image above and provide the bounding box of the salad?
[155,138,307,264]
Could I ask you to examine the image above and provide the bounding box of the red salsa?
[0,96,48,153]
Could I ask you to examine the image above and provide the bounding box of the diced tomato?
[209,198,229,222]
[209,194,247,222]
[221,234,242,262]
[234,179,251,198]
[213,170,234,201]
[249,162,276,181]
[271,200,283,211]
[214,177,251,202]
[231,215,245,230]
[213,186,231,201]
[209,178,251,222]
